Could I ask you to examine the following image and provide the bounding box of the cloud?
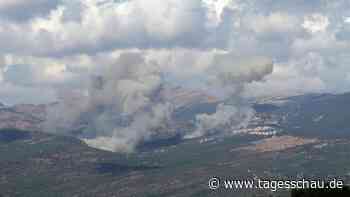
[246,12,300,34]
[0,0,223,56]
[1,54,81,88]
[1,0,350,151]
[244,52,350,97]
[302,13,330,34]
[0,0,60,21]
[0,0,349,100]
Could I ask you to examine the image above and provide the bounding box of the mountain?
[264,93,350,138]
[2,91,350,140]
[0,104,46,131]
[0,87,217,133]
[1,93,350,196]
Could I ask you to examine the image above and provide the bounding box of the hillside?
[1,128,350,197]
[1,92,350,196]
[268,93,350,138]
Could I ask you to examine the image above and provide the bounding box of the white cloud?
[246,12,300,34]
[302,14,330,34]
[0,0,350,104]
[245,51,350,97]
[1,55,81,87]
[345,17,350,23]
[0,0,223,56]
[3,0,350,152]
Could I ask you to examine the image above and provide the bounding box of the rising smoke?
[45,52,174,152]
[44,51,273,153]
[186,54,274,138]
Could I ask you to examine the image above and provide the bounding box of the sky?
[1,0,350,105]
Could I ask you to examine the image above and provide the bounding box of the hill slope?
[1,128,350,197]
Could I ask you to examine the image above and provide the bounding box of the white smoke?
[44,51,273,152]
[44,52,174,153]
[186,54,274,138]
[186,103,255,139]
[84,102,173,153]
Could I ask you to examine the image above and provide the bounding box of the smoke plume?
[44,52,174,152]
[186,54,274,138]
[44,51,273,153]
